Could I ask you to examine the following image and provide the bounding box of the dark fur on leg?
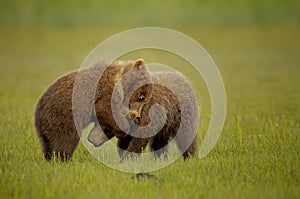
[150,133,170,159]
[117,135,132,157]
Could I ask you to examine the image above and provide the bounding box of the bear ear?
[114,58,146,84]
[134,58,145,68]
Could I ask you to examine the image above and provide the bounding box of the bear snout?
[128,109,139,119]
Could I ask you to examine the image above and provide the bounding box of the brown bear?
[88,71,199,161]
[34,59,152,161]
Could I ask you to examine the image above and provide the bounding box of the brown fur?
[117,71,199,161]
[34,59,151,161]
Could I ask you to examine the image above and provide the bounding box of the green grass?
[0,26,299,199]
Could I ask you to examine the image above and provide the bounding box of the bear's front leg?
[119,137,149,163]
[117,135,132,157]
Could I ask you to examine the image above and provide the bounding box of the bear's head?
[128,83,153,123]
[113,58,154,124]
[88,58,153,146]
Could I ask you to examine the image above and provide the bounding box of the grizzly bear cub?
[88,71,199,161]
[35,59,151,161]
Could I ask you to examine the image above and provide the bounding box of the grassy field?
[0,2,299,198]
[0,25,299,199]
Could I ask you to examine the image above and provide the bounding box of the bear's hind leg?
[38,134,53,160]
[174,136,197,160]
[56,136,80,162]
[45,132,79,162]
[43,146,71,162]
[182,141,197,160]
[56,151,71,162]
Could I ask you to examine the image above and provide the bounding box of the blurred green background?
[1,0,299,29]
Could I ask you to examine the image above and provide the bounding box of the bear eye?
[138,95,145,102]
